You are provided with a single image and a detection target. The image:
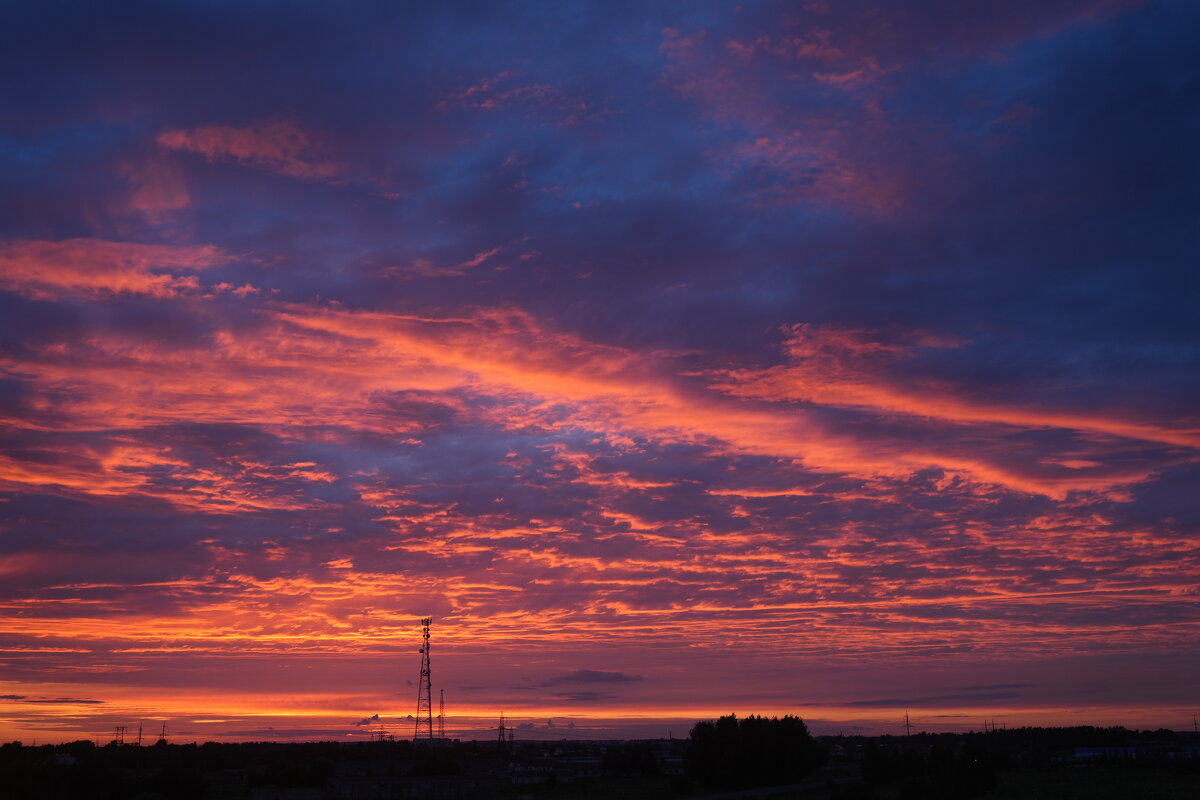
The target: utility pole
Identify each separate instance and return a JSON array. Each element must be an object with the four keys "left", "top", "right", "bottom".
[
  {"left": 904, "top": 711, "right": 913, "bottom": 737},
  {"left": 136, "top": 724, "right": 143, "bottom": 746},
  {"left": 414, "top": 617, "right": 433, "bottom": 742}
]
